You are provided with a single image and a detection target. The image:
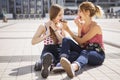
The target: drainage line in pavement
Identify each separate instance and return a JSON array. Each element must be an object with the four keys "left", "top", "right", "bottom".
[{"left": 0, "top": 23, "right": 16, "bottom": 29}]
